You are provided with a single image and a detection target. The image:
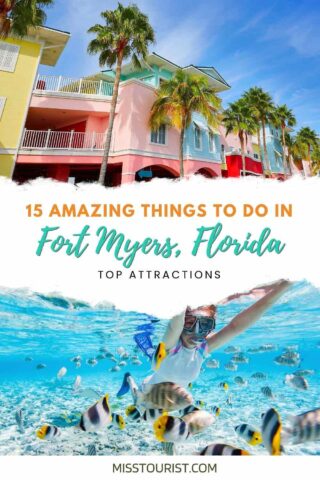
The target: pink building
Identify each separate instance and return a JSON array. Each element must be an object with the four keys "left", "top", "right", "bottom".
[{"left": 14, "top": 53, "right": 263, "bottom": 184}]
